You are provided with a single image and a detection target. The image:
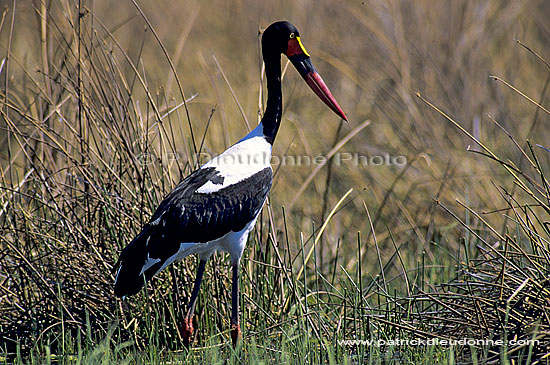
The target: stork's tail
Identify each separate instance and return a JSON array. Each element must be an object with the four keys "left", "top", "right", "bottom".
[{"left": 113, "top": 229, "right": 160, "bottom": 297}]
